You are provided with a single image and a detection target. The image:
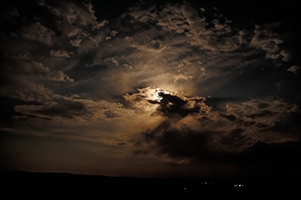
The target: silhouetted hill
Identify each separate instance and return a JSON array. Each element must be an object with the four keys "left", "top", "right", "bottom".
[{"left": 1, "top": 170, "right": 300, "bottom": 199}]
